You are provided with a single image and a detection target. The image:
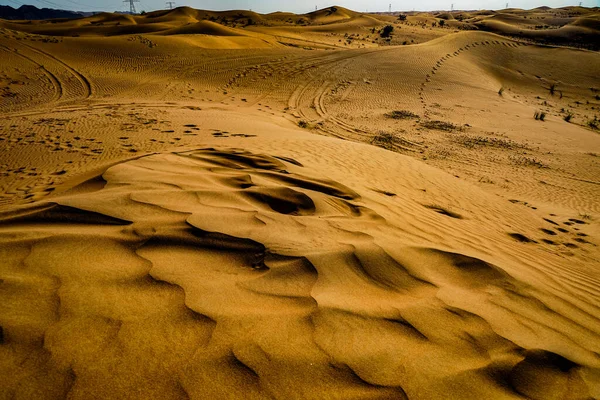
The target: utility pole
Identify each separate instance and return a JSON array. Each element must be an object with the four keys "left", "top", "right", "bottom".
[
  {"left": 166, "top": 1, "right": 175, "bottom": 9},
  {"left": 389, "top": 3, "right": 392, "bottom": 13},
  {"left": 124, "top": 0, "right": 139, "bottom": 14},
  {"left": 451, "top": 3, "right": 454, "bottom": 11},
  {"left": 505, "top": 2, "right": 508, "bottom": 8}
]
